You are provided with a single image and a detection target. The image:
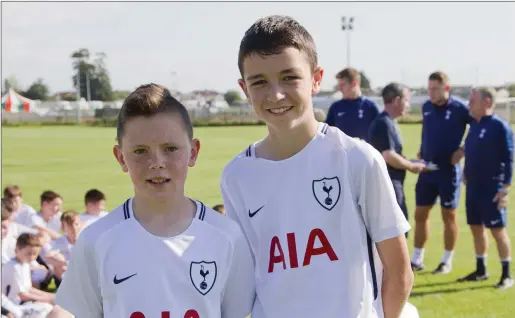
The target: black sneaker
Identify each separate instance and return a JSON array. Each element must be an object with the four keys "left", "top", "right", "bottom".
[
  {"left": 432, "top": 262, "right": 452, "bottom": 275},
  {"left": 411, "top": 262, "right": 425, "bottom": 272},
  {"left": 495, "top": 277, "right": 514, "bottom": 290},
  {"left": 457, "top": 271, "right": 489, "bottom": 282}
]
